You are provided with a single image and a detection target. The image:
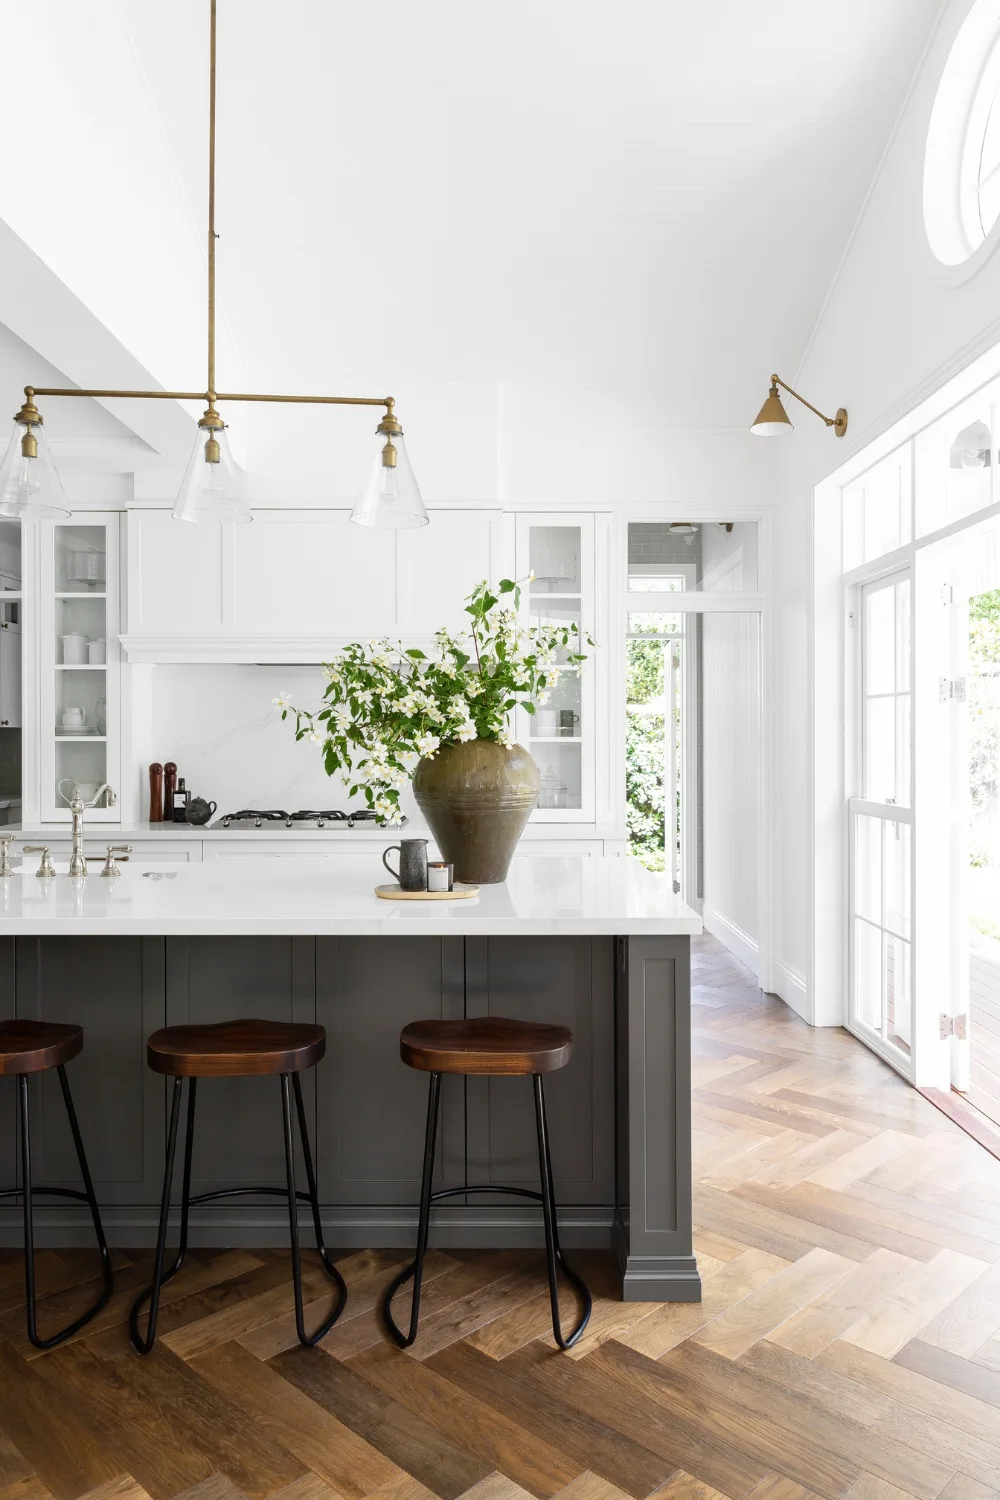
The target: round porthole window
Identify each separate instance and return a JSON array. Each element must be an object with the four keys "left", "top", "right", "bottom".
[{"left": 925, "top": 0, "right": 1000, "bottom": 271}]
